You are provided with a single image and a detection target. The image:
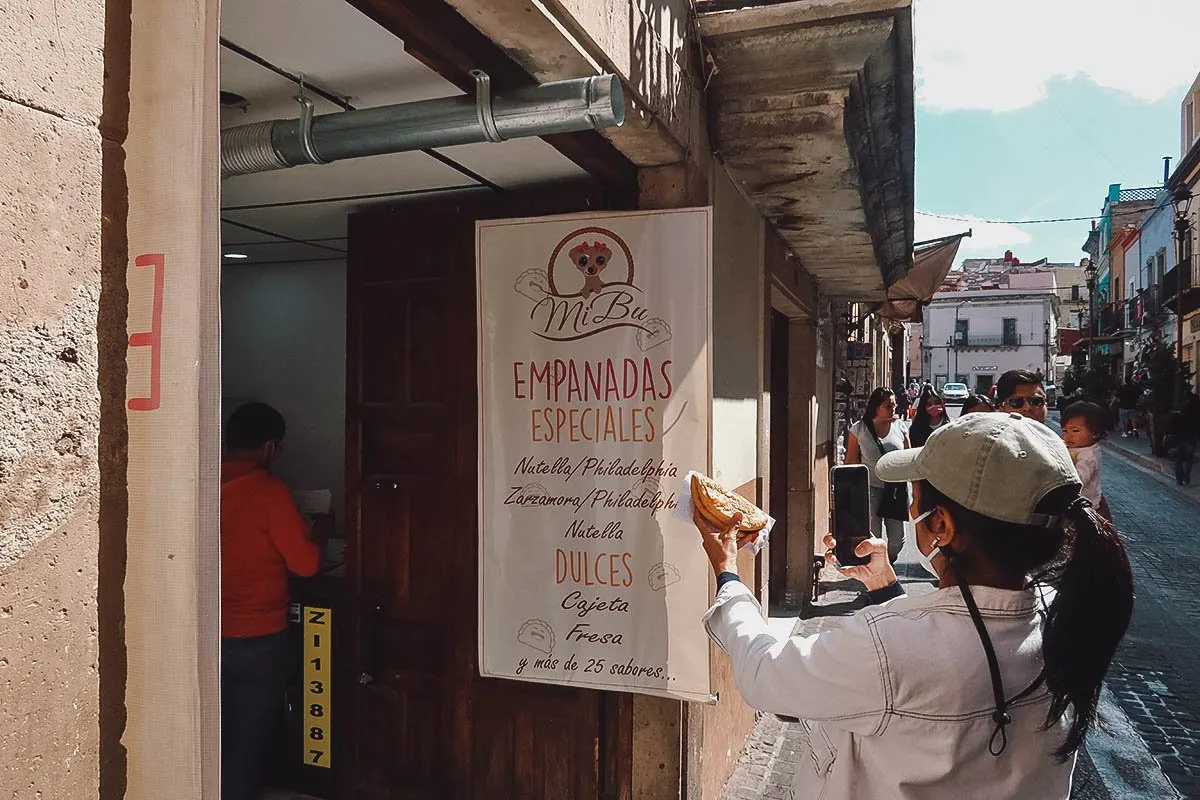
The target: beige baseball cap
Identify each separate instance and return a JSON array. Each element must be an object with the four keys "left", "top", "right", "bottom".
[{"left": 875, "top": 412, "right": 1081, "bottom": 526}]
